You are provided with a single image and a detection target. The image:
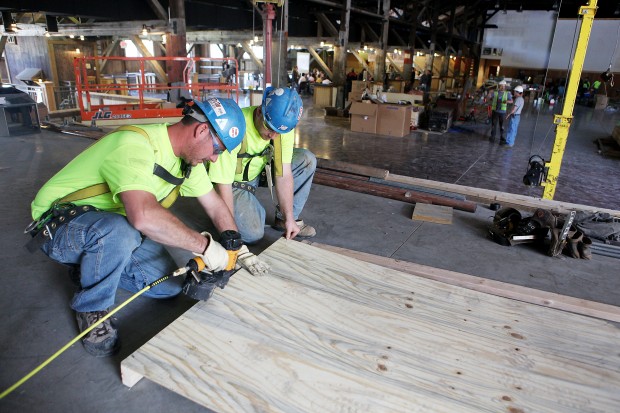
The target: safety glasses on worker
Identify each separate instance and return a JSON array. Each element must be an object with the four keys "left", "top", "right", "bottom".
[
  {"left": 206, "top": 121, "right": 224, "bottom": 155},
  {"left": 262, "top": 118, "right": 279, "bottom": 134}
]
